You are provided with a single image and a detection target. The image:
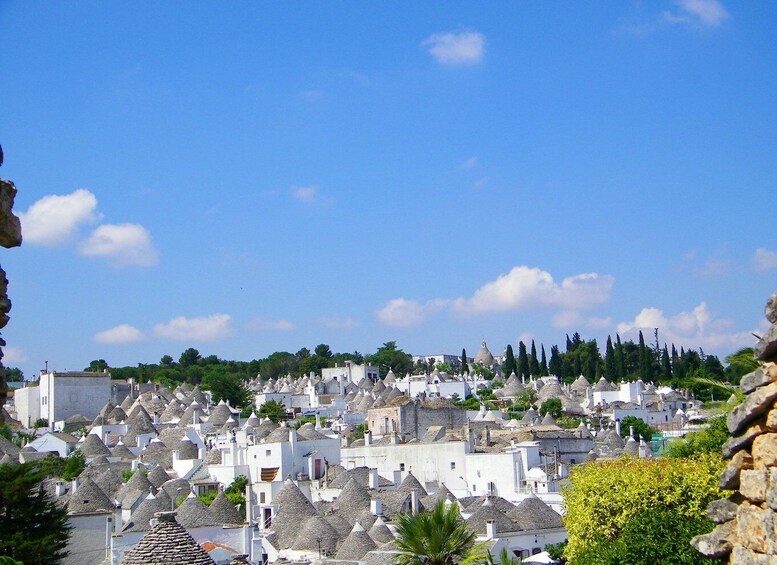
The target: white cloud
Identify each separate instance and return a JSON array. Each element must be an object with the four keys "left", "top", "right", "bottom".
[
  {"left": 754, "top": 248, "right": 777, "bottom": 271},
  {"left": 248, "top": 317, "right": 296, "bottom": 331},
  {"left": 376, "top": 298, "right": 447, "bottom": 327},
  {"left": 2, "top": 346, "right": 27, "bottom": 364},
  {"left": 154, "top": 314, "right": 233, "bottom": 341},
  {"left": 79, "top": 223, "right": 158, "bottom": 267},
  {"left": 377, "top": 266, "right": 613, "bottom": 327},
  {"left": 460, "top": 156, "right": 478, "bottom": 170},
  {"left": 452, "top": 267, "right": 614, "bottom": 315},
  {"left": 93, "top": 324, "right": 145, "bottom": 344},
  {"left": 319, "top": 315, "right": 359, "bottom": 330},
  {"left": 552, "top": 310, "right": 581, "bottom": 329},
  {"left": 586, "top": 316, "right": 613, "bottom": 329},
  {"left": 664, "top": 0, "right": 729, "bottom": 27},
  {"left": 19, "top": 189, "right": 101, "bottom": 245},
  {"left": 422, "top": 31, "right": 485, "bottom": 65},
  {"left": 617, "top": 302, "right": 756, "bottom": 352}
]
